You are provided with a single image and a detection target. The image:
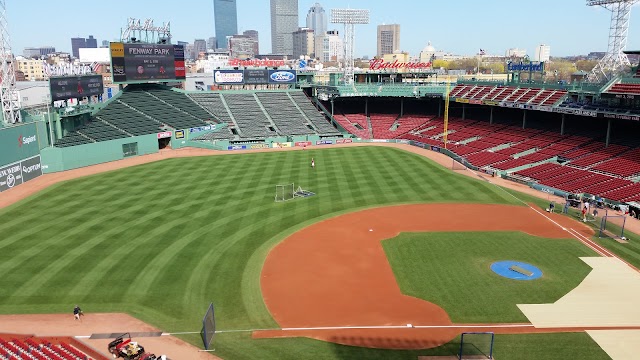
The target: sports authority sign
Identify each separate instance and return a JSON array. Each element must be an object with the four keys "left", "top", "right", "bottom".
[{"left": 0, "top": 155, "right": 42, "bottom": 193}]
